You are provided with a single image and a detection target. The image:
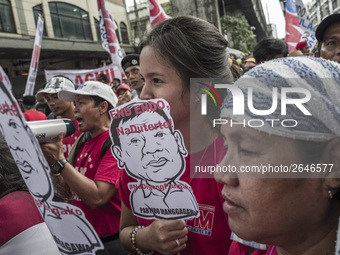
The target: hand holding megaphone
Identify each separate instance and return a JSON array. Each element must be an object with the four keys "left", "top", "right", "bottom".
[{"left": 27, "top": 119, "right": 76, "bottom": 143}]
